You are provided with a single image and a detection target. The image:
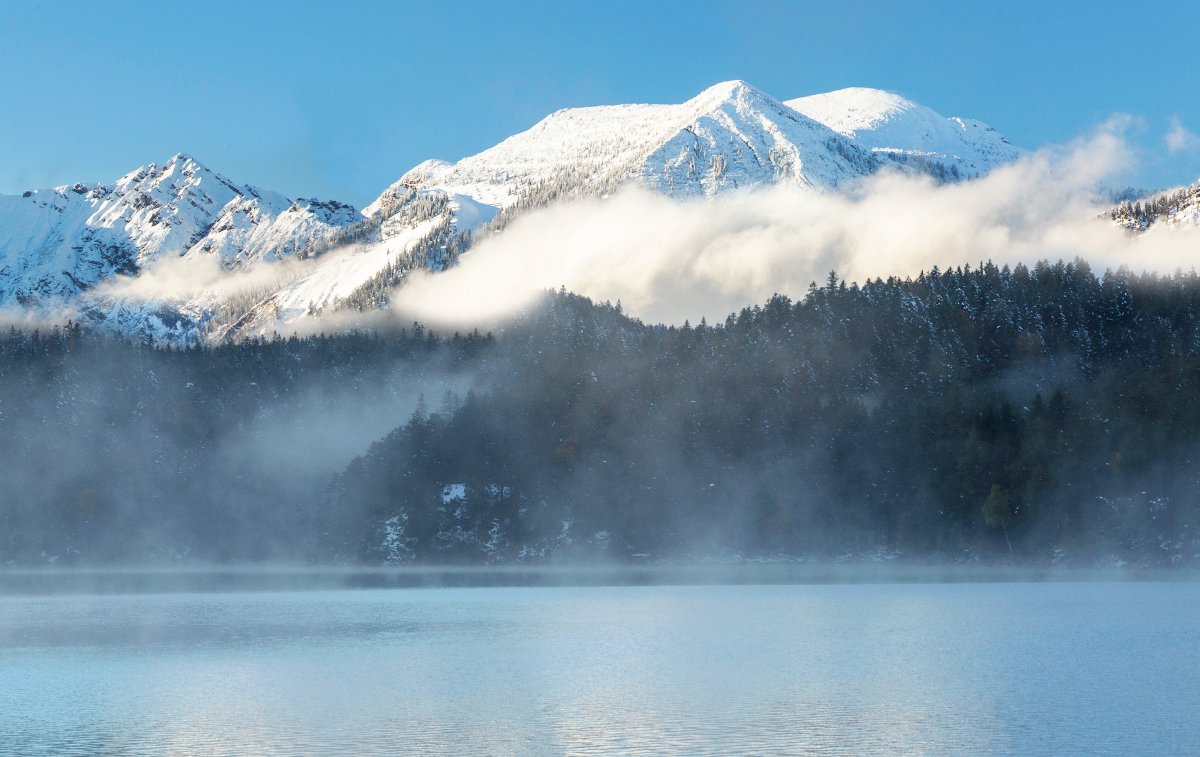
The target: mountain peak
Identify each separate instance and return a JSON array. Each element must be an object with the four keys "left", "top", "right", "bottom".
[
  {"left": 697, "top": 79, "right": 751, "bottom": 96},
  {"left": 381, "top": 79, "right": 1022, "bottom": 215},
  {"left": 786, "top": 87, "right": 1021, "bottom": 175},
  {"left": 160, "top": 152, "right": 218, "bottom": 178},
  {"left": 0, "top": 151, "right": 360, "bottom": 320},
  {"left": 0, "top": 82, "right": 1023, "bottom": 343},
  {"left": 690, "top": 79, "right": 772, "bottom": 107},
  {"left": 114, "top": 152, "right": 218, "bottom": 190},
  {"left": 786, "top": 88, "right": 920, "bottom": 135}
]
